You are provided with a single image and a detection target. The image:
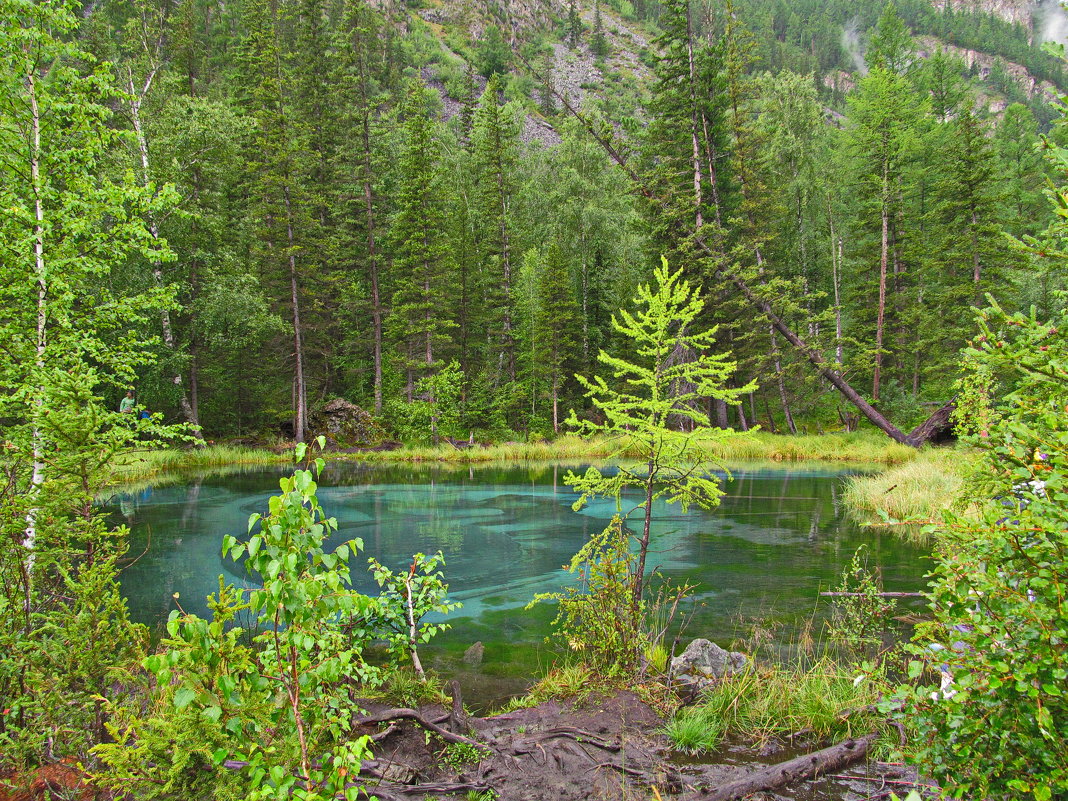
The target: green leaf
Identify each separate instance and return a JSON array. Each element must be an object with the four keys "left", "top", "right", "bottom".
[{"left": 173, "top": 688, "right": 196, "bottom": 709}]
